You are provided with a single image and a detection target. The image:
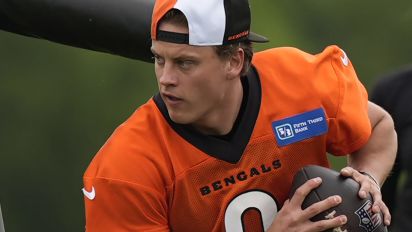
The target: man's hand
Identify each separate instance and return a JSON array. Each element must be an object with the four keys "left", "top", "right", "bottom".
[
  {"left": 268, "top": 177, "right": 347, "bottom": 232},
  {"left": 340, "top": 166, "right": 391, "bottom": 226}
]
